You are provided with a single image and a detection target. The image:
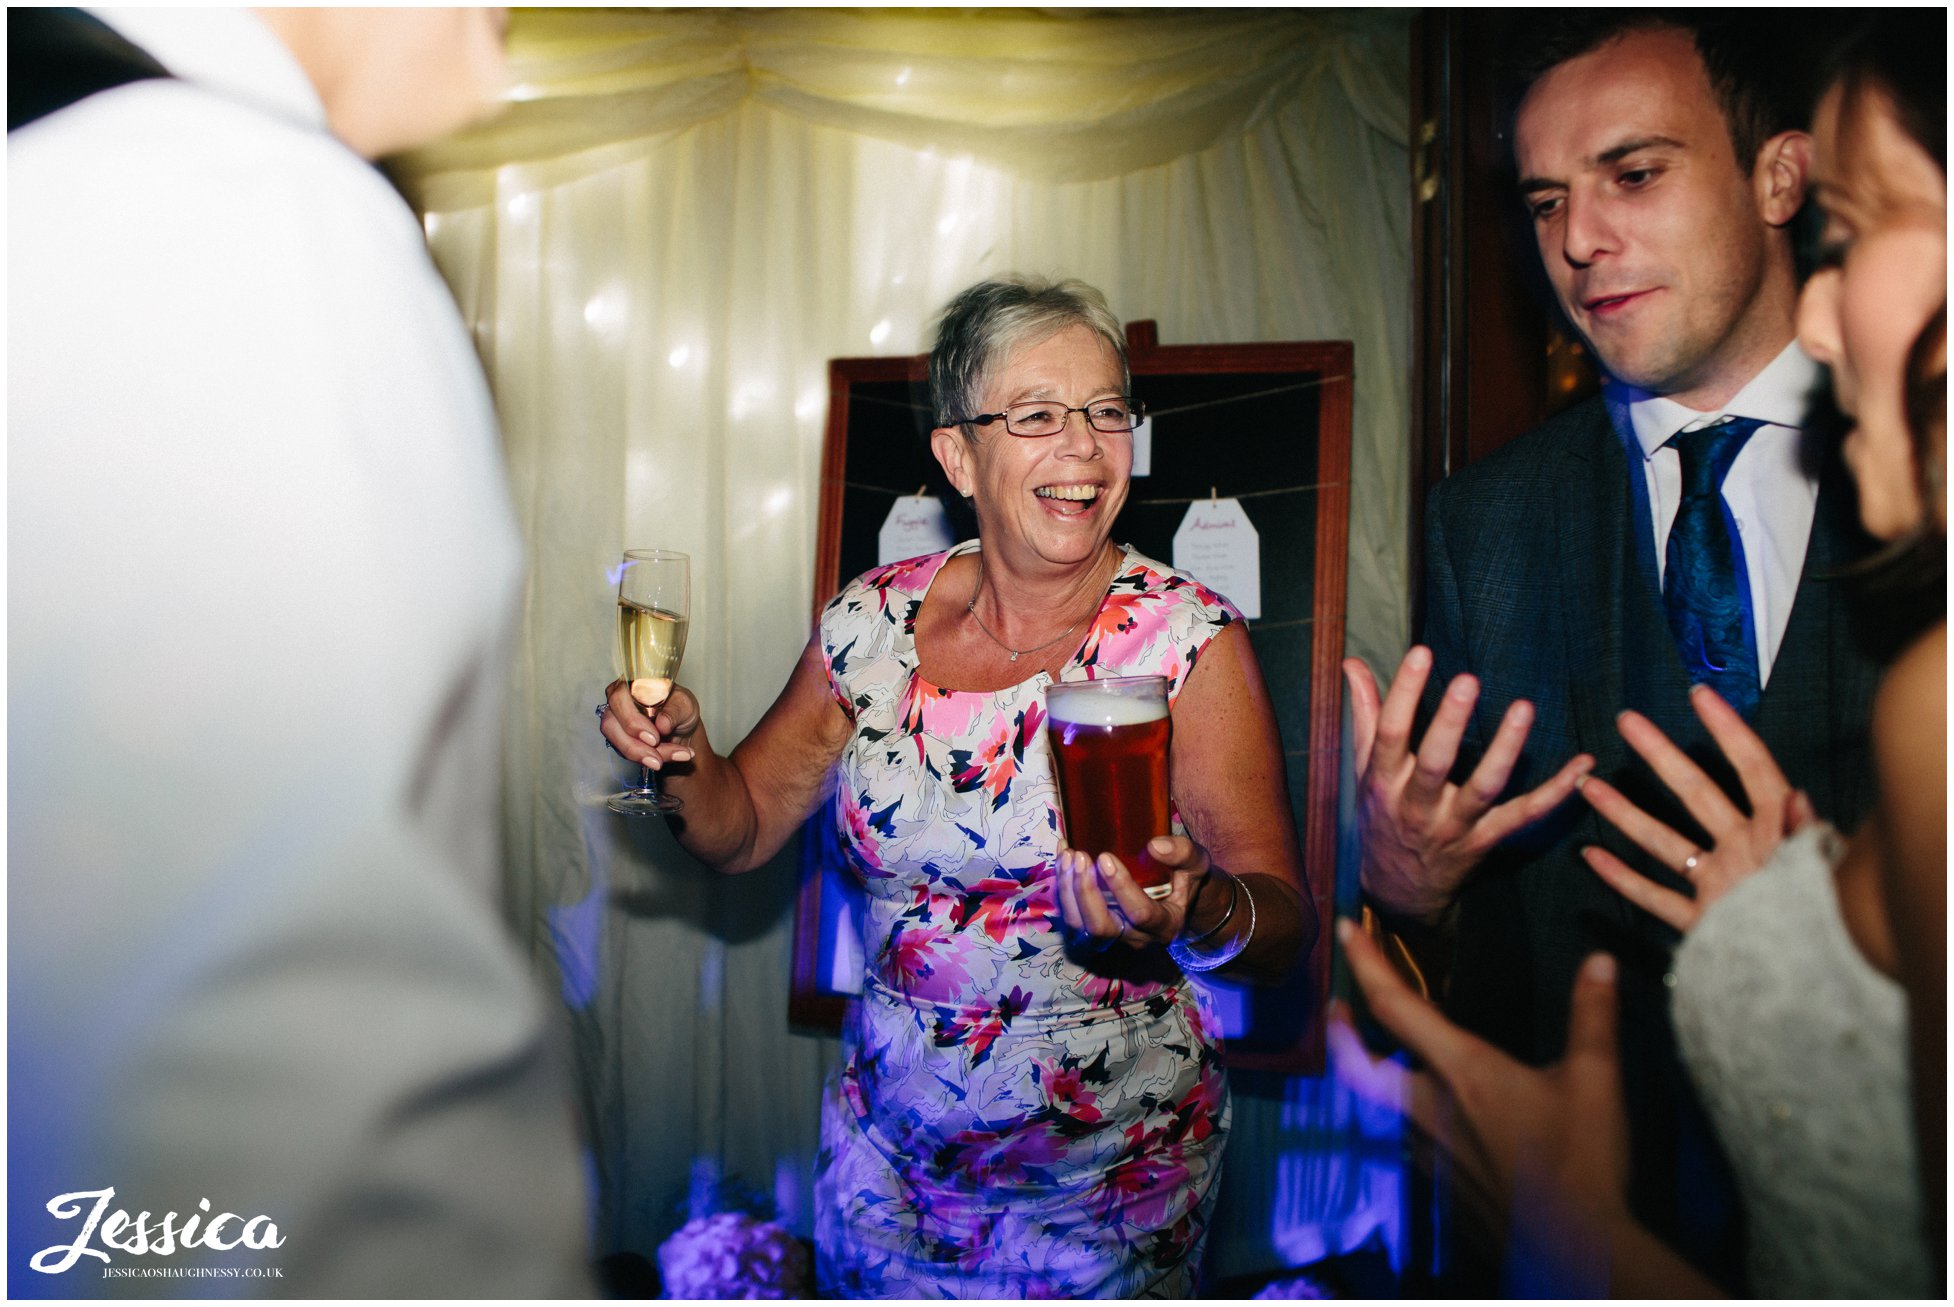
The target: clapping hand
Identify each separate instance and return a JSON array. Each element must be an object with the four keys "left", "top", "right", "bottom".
[
  {"left": 1055, "top": 836, "right": 1210, "bottom": 951},
  {"left": 1578, "top": 684, "right": 1815, "bottom": 933},
  {"left": 1345, "top": 648, "right": 1593, "bottom": 925},
  {"left": 1329, "top": 920, "right": 1630, "bottom": 1291}
]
